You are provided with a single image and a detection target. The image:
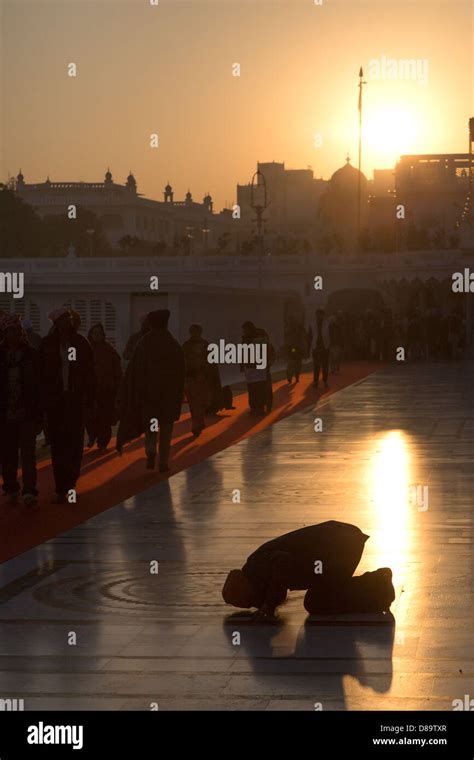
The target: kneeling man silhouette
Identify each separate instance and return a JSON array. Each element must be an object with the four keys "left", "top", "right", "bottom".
[{"left": 222, "top": 521, "right": 395, "bottom": 621}]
